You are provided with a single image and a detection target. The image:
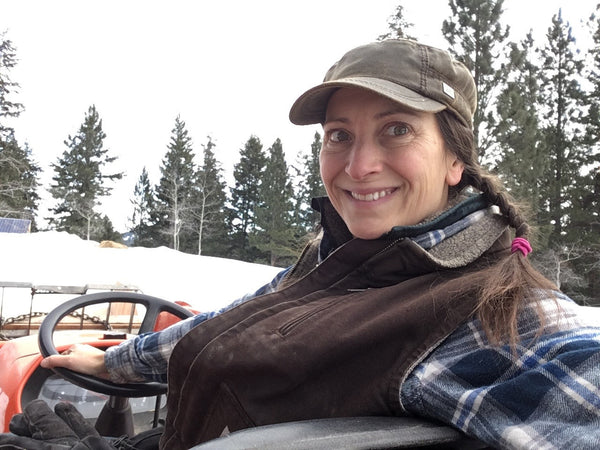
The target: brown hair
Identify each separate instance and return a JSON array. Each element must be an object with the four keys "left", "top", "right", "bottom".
[{"left": 436, "top": 110, "right": 557, "bottom": 346}]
